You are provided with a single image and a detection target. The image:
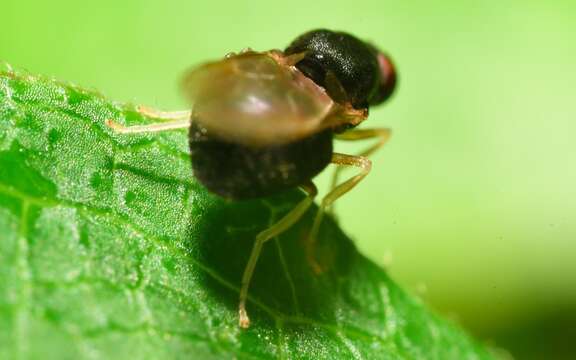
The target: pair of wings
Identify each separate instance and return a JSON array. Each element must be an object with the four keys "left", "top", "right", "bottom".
[{"left": 180, "top": 51, "right": 366, "bottom": 147}]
